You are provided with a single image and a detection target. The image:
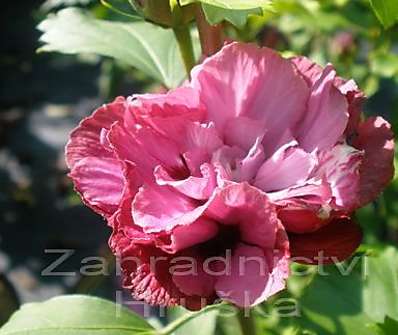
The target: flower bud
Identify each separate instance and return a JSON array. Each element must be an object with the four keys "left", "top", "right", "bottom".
[{"left": 131, "top": 0, "right": 195, "bottom": 27}]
